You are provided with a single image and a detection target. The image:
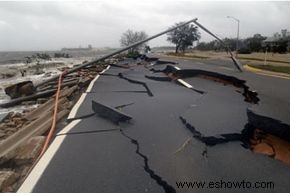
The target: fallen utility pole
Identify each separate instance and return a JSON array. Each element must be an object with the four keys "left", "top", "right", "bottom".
[
  {"left": 192, "top": 20, "right": 243, "bottom": 72},
  {"left": 36, "top": 18, "right": 199, "bottom": 88}
]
